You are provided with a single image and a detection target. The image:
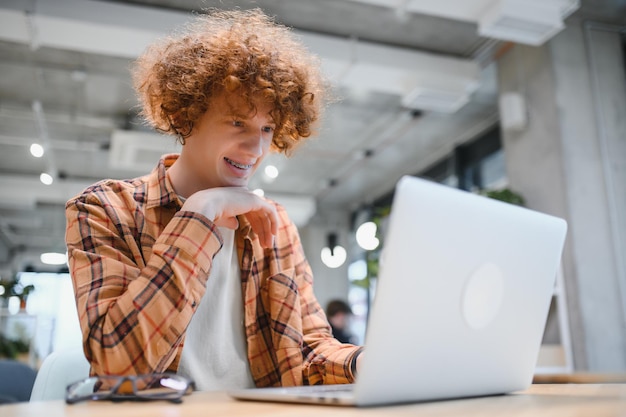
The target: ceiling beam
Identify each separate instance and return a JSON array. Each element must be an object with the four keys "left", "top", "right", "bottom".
[
  {"left": 0, "top": 0, "right": 481, "bottom": 113},
  {"left": 344, "top": 0, "right": 580, "bottom": 45}
]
